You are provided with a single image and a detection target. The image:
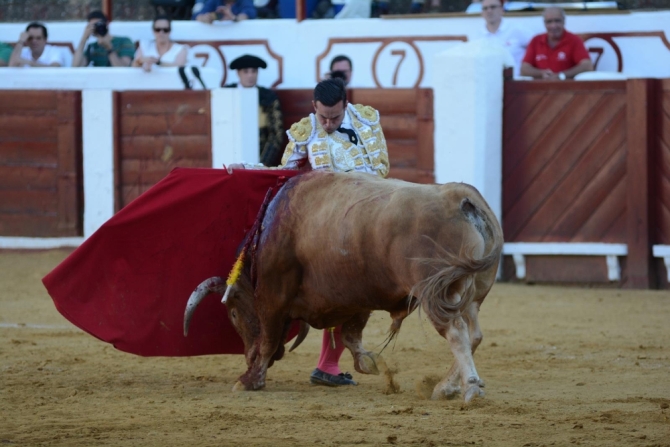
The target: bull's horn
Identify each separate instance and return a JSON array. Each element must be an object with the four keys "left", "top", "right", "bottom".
[
  {"left": 183, "top": 276, "right": 226, "bottom": 337},
  {"left": 288, "top": 321, "right": 310, "bottom": 352}
]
